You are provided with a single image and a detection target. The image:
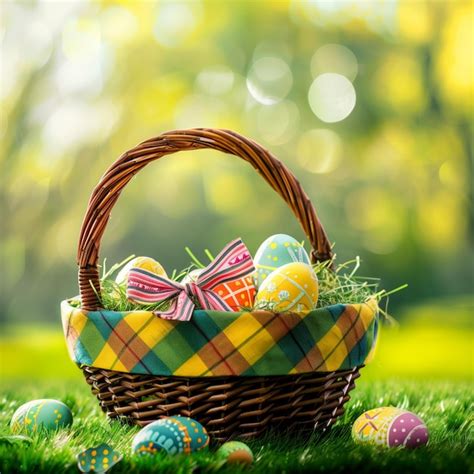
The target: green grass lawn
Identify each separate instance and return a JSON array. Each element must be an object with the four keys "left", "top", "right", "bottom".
[
  {"left": 0, "top": 379, "right": 472, "bottom": 474},
  {"left": 1, "top": 296, "right": 473, "bottom": 473}
]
